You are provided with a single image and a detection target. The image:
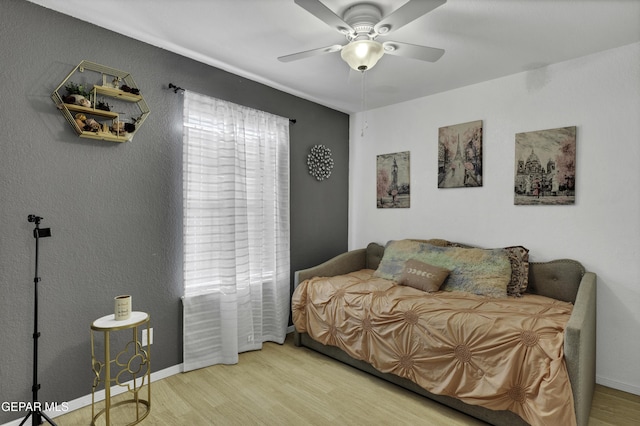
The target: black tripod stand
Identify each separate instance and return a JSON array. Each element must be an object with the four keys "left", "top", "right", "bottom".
[{"left": 20, "top": 215, "right": 57, "bottom": 426}]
